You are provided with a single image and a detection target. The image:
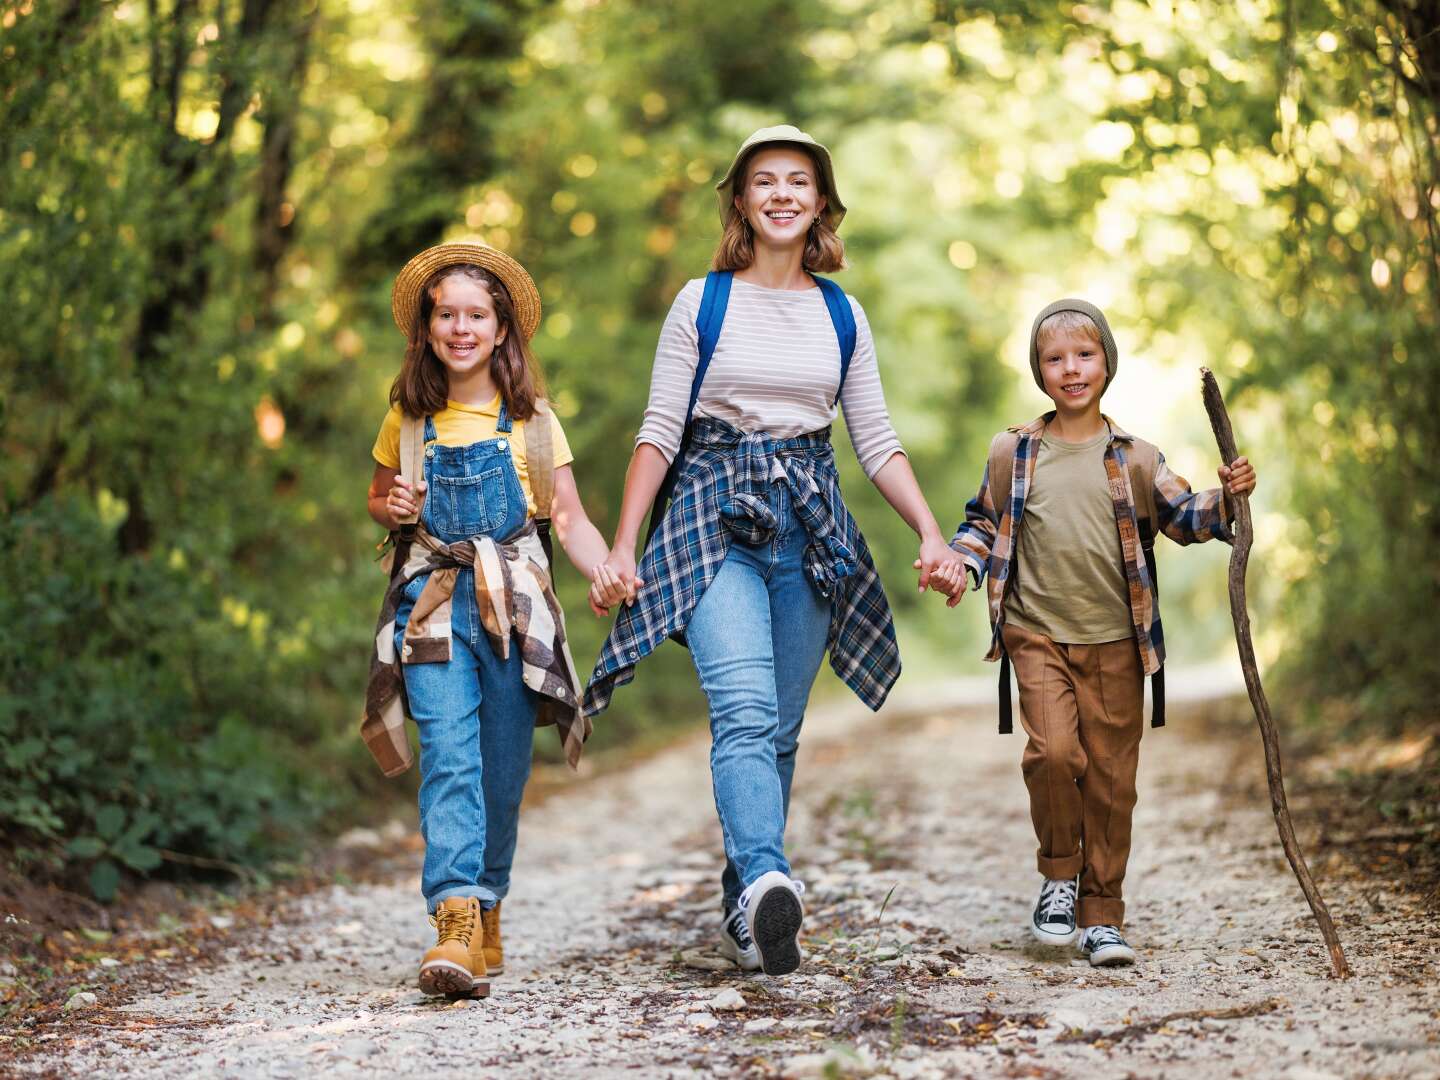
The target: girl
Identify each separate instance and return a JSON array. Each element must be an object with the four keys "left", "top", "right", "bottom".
[
  {"left": 363, "top": 241, "right": 626, "bottom": 998},
  {"left": 583, "top": 126, "right": 964, "bottom": 976}
]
